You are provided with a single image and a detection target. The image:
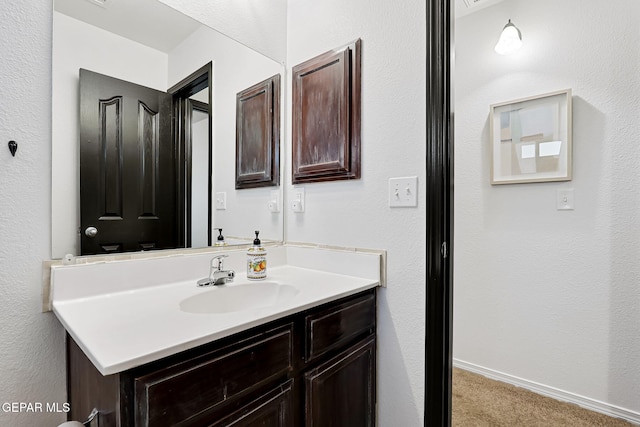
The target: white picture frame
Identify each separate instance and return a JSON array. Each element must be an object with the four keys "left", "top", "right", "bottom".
[{"left": 490, "top": 89, "right": 572, "bottom": 185}]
